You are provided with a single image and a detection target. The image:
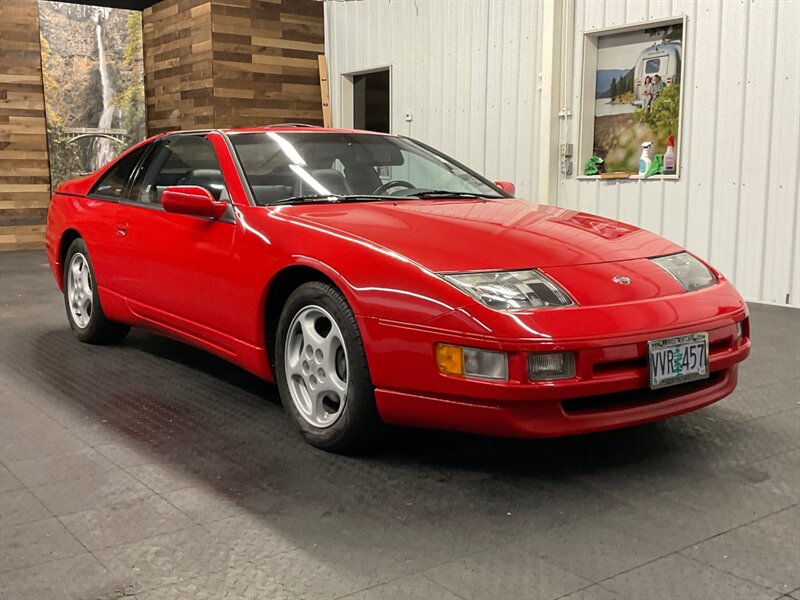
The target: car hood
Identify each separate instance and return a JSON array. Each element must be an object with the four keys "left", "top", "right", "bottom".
[{"left": 279, "top": 198, "right": 682, "bottom": 272}]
